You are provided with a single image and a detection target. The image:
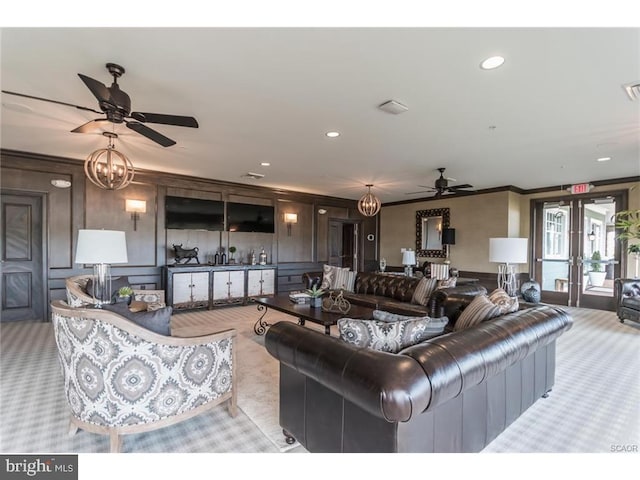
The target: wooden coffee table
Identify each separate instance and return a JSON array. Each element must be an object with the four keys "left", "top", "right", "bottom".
[{"left": 252, "top": 295, "right": 374, "bottom": 335}]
